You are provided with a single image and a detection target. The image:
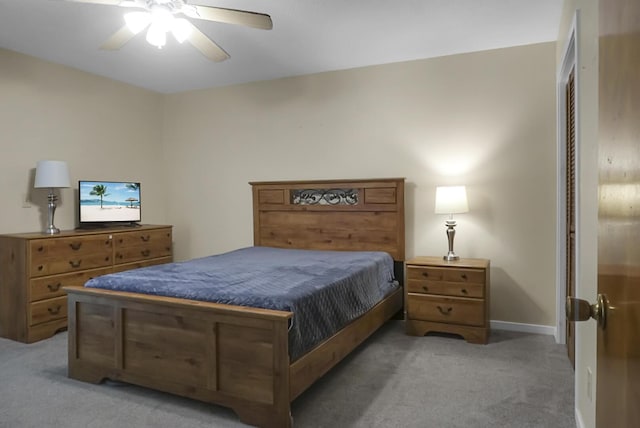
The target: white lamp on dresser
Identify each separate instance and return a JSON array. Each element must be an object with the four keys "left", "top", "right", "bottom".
[{"left": 34, "top": 160, "right": 70, "bottom": 234}]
